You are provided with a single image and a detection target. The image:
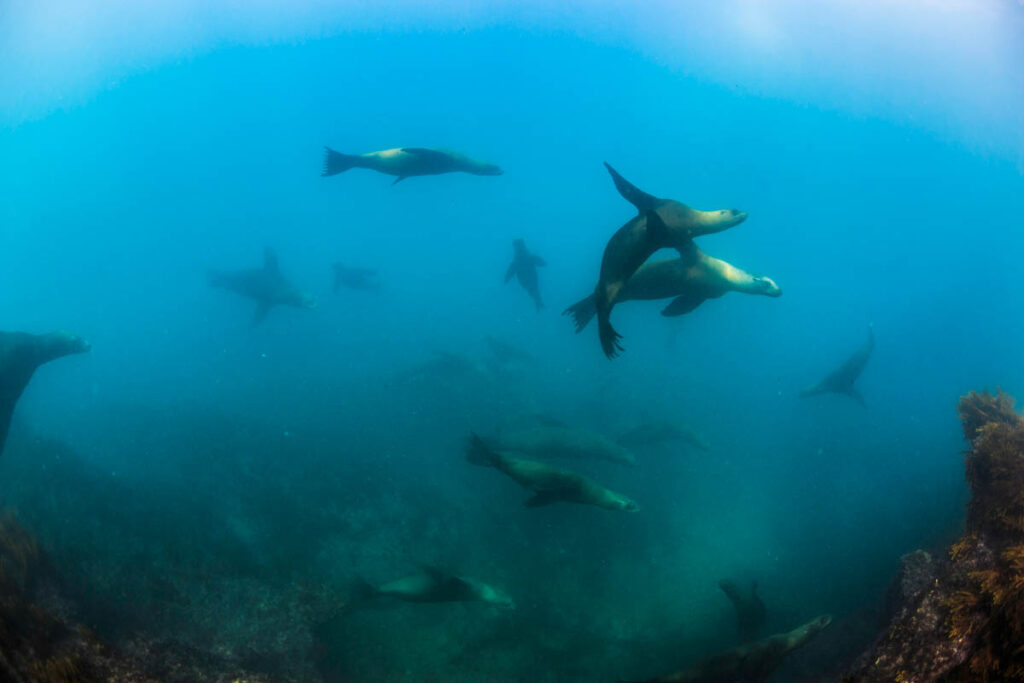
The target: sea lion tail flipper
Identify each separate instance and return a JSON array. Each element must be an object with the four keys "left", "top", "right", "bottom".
[
  {"left": 392, "top": 176, "right": 407, "bottom": 186},
  {"left": 603, "top": 162, "right": 659, "bottom": 213},
  {"left": 846, "top": 386, "right": 867, "bottom": 407},
  {"left": 563, "top": 295, "right": 598, "bottom": 333},
  {"left": 661, "top": 293, "right": 707, "bottom": 317},
  {"left": 465, "top": 433, "right": 499, "bottom": 468},
  {"left": 322, "top": 147, "right": 359, "bottom": 177},
  {"left": 524, "top": 491, "right": 560, "bottom": 508}
]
